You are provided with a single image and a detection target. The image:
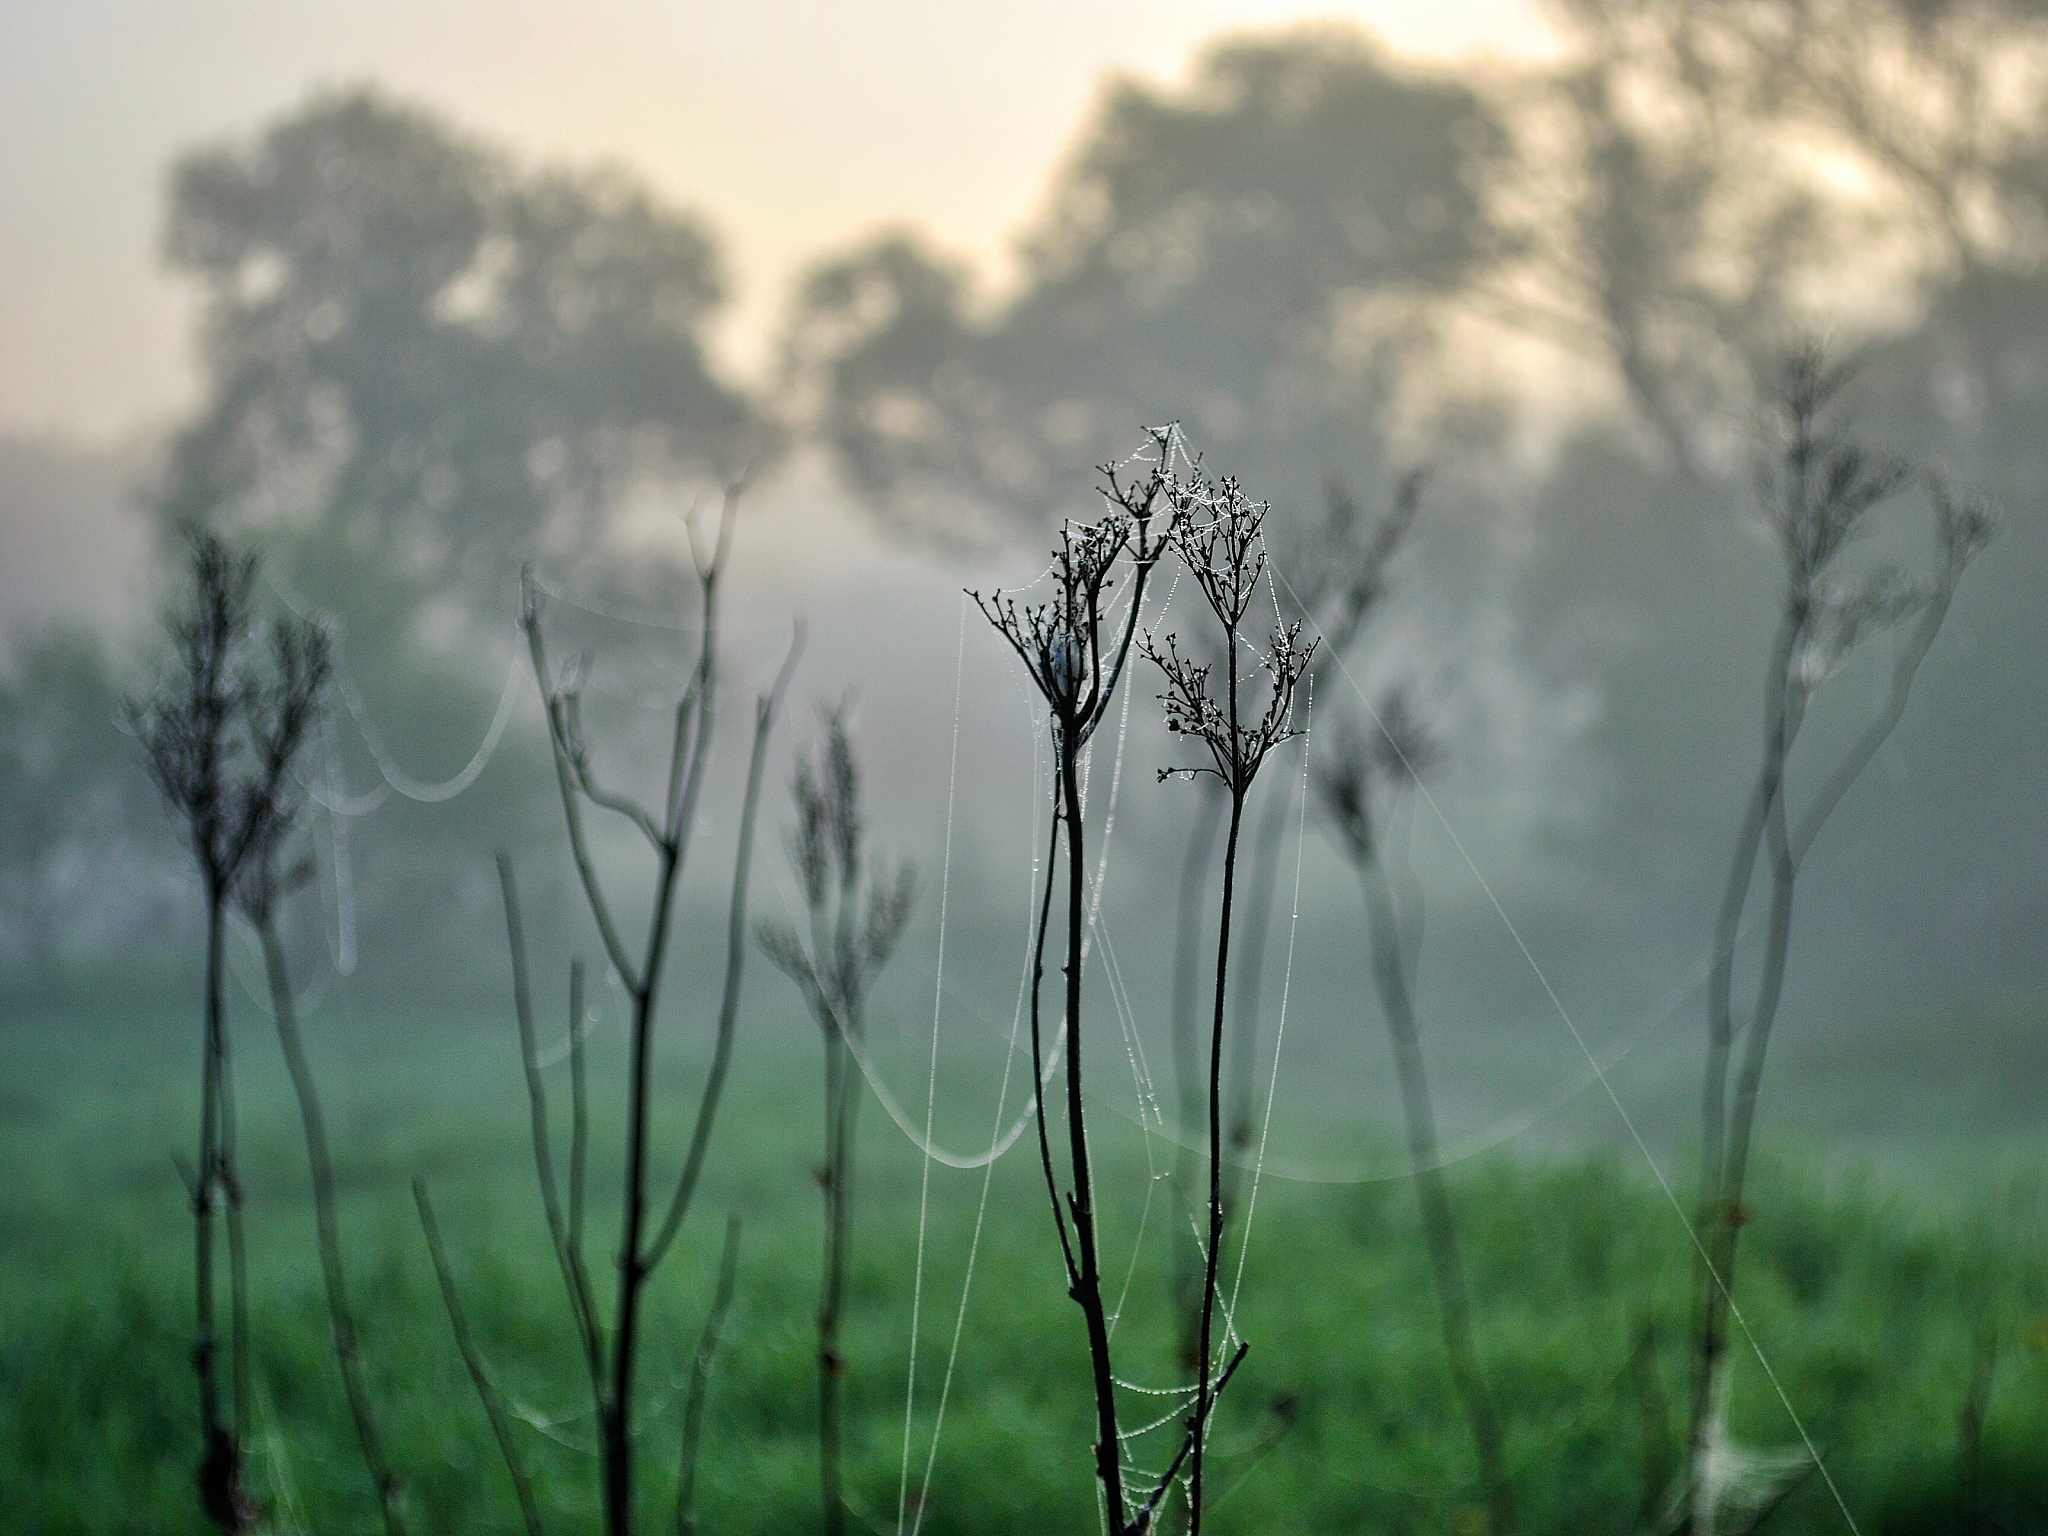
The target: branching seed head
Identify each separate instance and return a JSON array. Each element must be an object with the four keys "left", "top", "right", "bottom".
[
  {"left": 128, "top": 528, "right": 333, "bottom": 909},
  {"left": 1756, "top": 341, "right": 1911, "bottom": 606},
  {"left": 1144, "top": 465, "right": 1317, "bottom": 794},
  {"left": 972, "top": 427, "right": 1185, "bottom": 750},
  {"left": 759, "top": 706, "right": 915, "bottom": 1031},
  {"left": 1314, "top": 687, "right": 1439, "bottom": 867}
]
